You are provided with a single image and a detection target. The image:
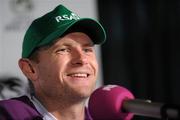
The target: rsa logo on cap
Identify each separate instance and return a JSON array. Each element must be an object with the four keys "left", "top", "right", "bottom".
[{"left": 55, "top": 13, "right": 80, "bottom": 22}]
